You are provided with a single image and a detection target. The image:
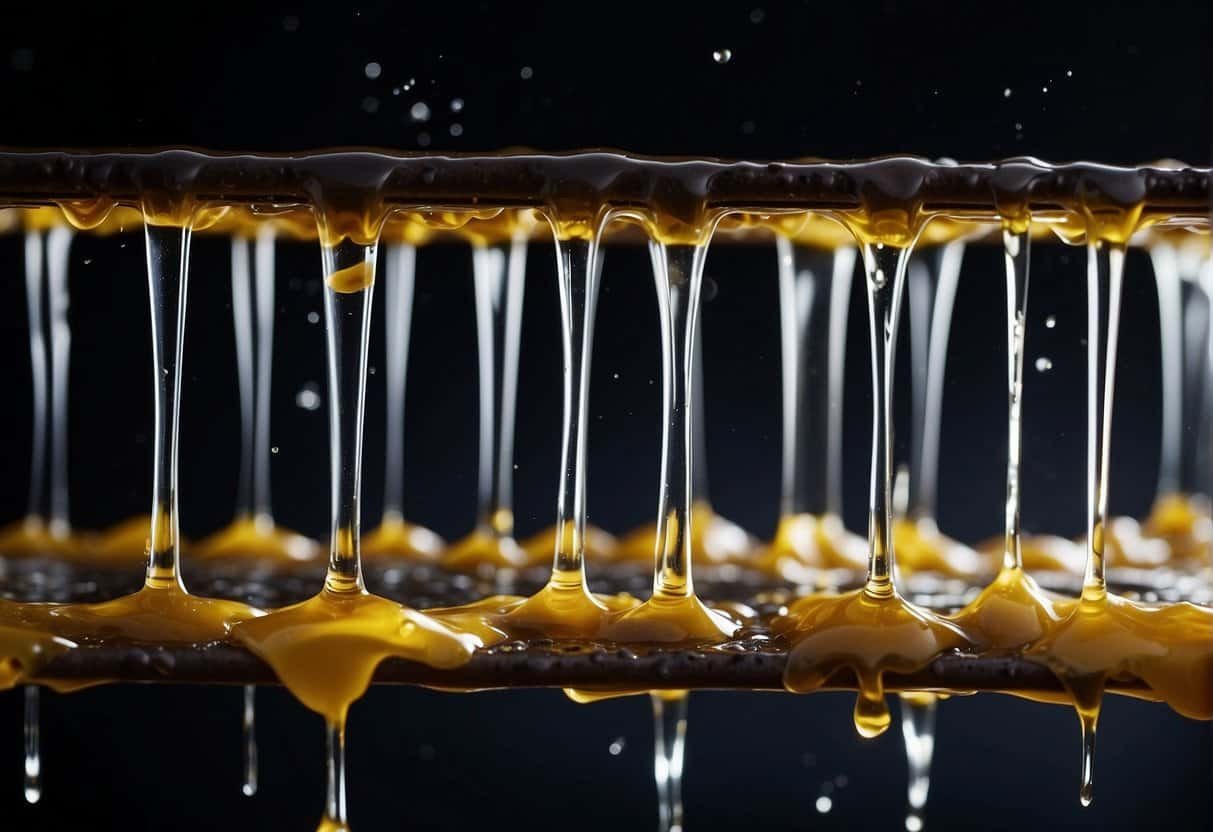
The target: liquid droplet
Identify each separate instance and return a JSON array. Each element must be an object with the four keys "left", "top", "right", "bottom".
[
  {"left": 712, "top": 48, "right": 732, "bottom": 64},
  {"left": 815, "top": 795, "right": 832, "bottom": 814},
  {"left": 270, "top": 446, "right": 280, "bottom": 455},
  {"left": 307, "top": 311, "right": 320, "bottom": 324},
  {"left": 853, "top": 686, "right": 891, "bottom": 738},
  {"left": 450, "top": 98, "right": 464, "bottom": 112},
  {"left": 296, "top": 383, "right": 322, "bottom": 411},
  {"left": 1003, "top": 87, "right": 1012, "bottom": 98},
  {"left": 1045, "top": 315, "right": 1057, "bottom": 328},
  {"left": 409, "top": 101, "right": 431, "bottom": 122},
  {"left": 1035, "top": 357, "right": 1053, "bottom": 372},
  {"left": 519, "top": 66, "right": 533, "bottom": 80},
  {"left": 364, "top": 62, "right": 381, "bottom": 79},
  {"left": 608, "top": 737, "right": 625, "bottom": 756}
]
